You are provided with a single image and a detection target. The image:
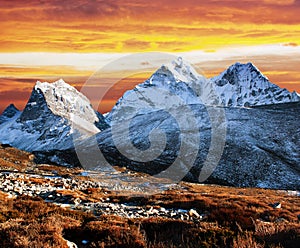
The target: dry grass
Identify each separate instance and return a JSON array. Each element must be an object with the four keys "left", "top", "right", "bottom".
[
  {"left": 0, "top": 192, "right": 298, "bottom": 248},
  {"left": 0, "top": 144, "right": 34, "bottom": 171},
  {"left": 0, "top": 196, "right": 86, "bottom": 247},
  {"left": 0, "top": 144, "right": 299, "bottom": 247}
]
